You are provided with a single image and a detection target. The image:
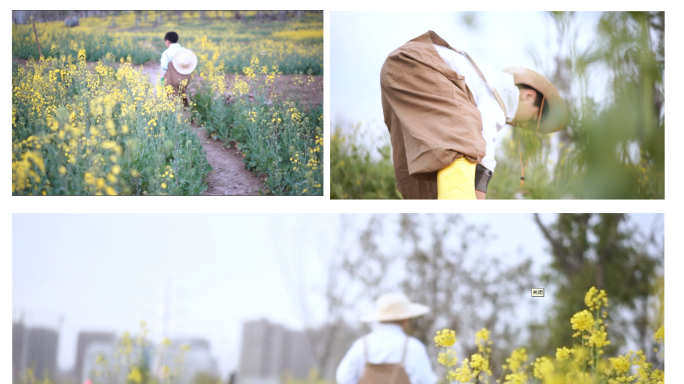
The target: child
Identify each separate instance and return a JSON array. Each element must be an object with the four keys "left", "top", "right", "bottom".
[{"left": 160, "top": 31, "right": 197, "bottom": 107}]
